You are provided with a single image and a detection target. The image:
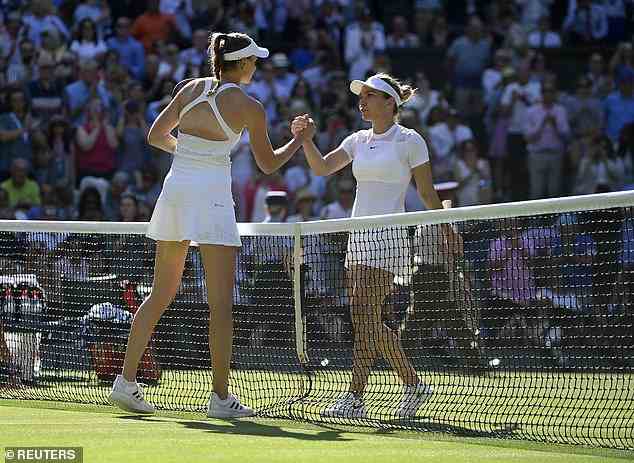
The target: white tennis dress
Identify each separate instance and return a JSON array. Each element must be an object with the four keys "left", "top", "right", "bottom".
[
  {"left": 339, "top": 124, "right": 429, "bottom": 275},
  {"left": 146, "top": 80, "right": 243, "bottom": 247}
]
